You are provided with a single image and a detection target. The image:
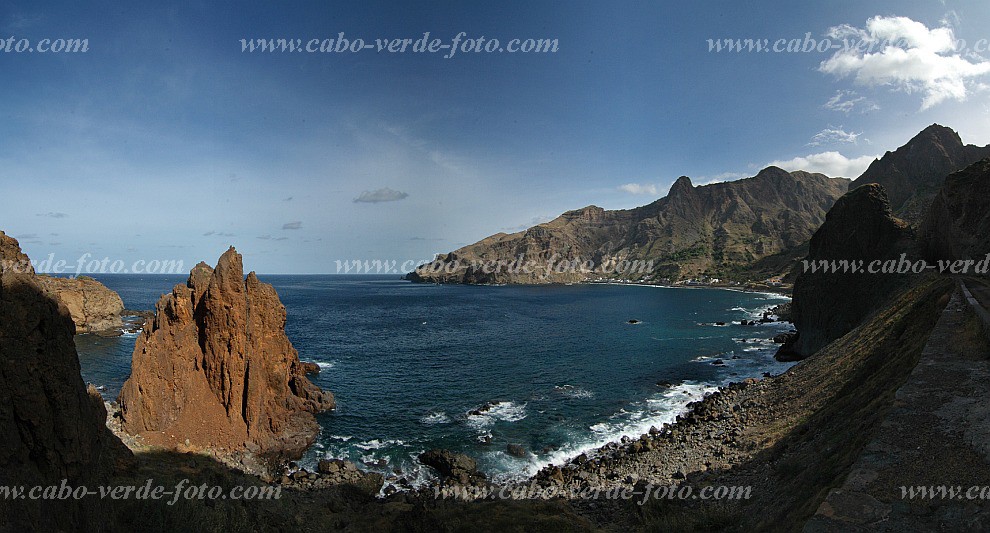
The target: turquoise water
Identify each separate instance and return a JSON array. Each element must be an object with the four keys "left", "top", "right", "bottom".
[{"left": 75, "top": 275, "right": 792, "bottom": 484}]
